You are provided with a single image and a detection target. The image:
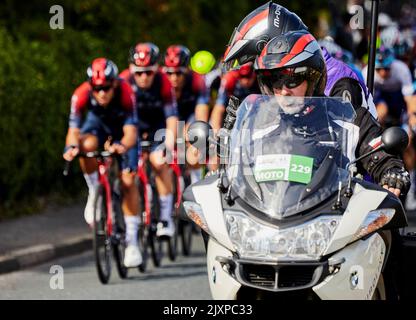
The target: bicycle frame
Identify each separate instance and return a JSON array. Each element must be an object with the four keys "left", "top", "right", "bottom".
[
  {"left": 97, "top": 156, "right": 115, "bottom": 236},
  {"left": 169, "top": 150, "right": 183, "bottom": 210},
  {"left": 137, "top": 157, "right": 152, "bottom": 226},
  {"left": 137, "top": 148, "right": 183, "bottom": 223}
]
